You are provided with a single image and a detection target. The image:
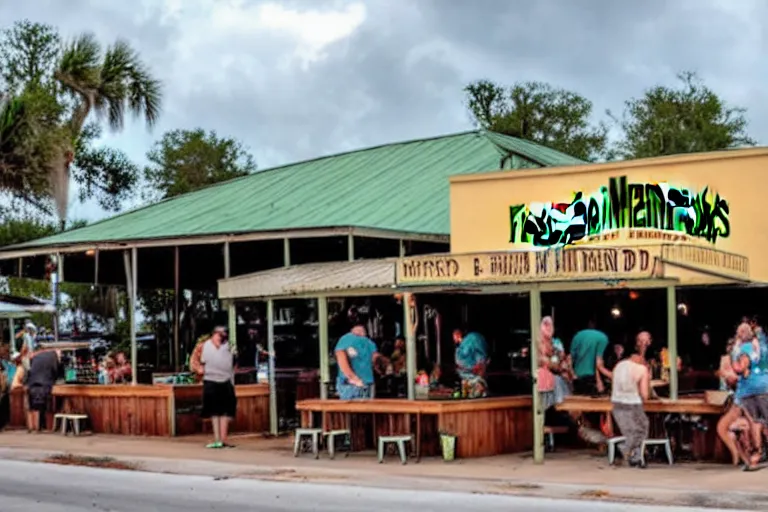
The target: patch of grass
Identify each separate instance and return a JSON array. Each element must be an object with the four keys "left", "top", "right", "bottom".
[{"left": 42, "top": 454, "right": 137, "bottom": 471}]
